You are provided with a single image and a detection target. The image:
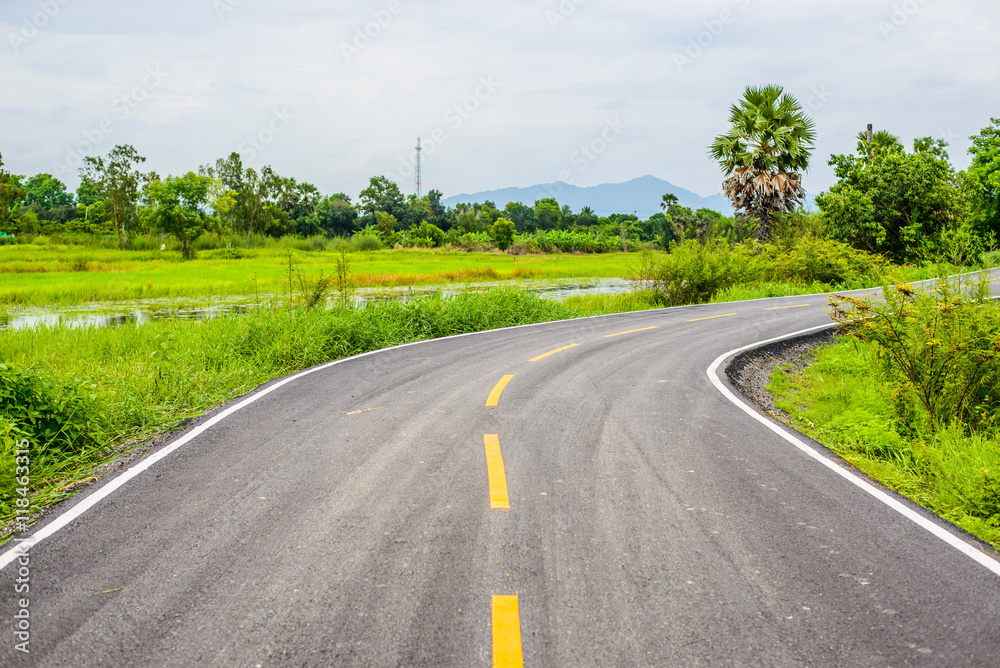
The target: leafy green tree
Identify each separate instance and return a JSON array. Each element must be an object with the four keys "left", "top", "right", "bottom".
[
  {"left": 148, "top": 172, "right": 213, "bottom": 258},
  {"left": 966, "top": 118, "right": 1000, "bottom": 239},
  {"left": 359, "top": 176, "right": 406, "bottom": 224},
  {"left": 316, "top": 193, "right": 359, "bottom": 237},
  {"left": 201, "top": 153, "right": 274, "bottom": 238},
  {"left": 576, "top": 206, "right": 599, "bottom": 228},
  {"left": 427, "top": 189, "right": 447, "bottom": 221},
  {"left": 816, "top": 131, "right": 963, "bottom": 261},
  {"left": 79, "top": 144, "right": 150, "bottom": 249},
  {"left": 374, "top": 211, "right": 398, "bottom": 240},
  {"left": 503, "top": 201, "right": 535, "bottom": 232},
  {"left": 488, "top": 217, "right": 516, "bottom": 251},
  {"left": 0, "top": 152, "right": 26, "bottom": 234},
  {"left": 412, "top": 221, "right": 445, "bottom": 247},
  {"left": 400, "top": 194, "right": 433, "bottom": 229},
  {"left": 709, "top": 84, "right": 816, "bottom": 241},
  {"left": 534, "top": 198, "right": 562, "bottom": 230},
  {"left": 453, "top": 206, "right": 485, "bottom": 233},
  {"left": 22, "top": 174, "right": 73, "bottom": 210}
]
